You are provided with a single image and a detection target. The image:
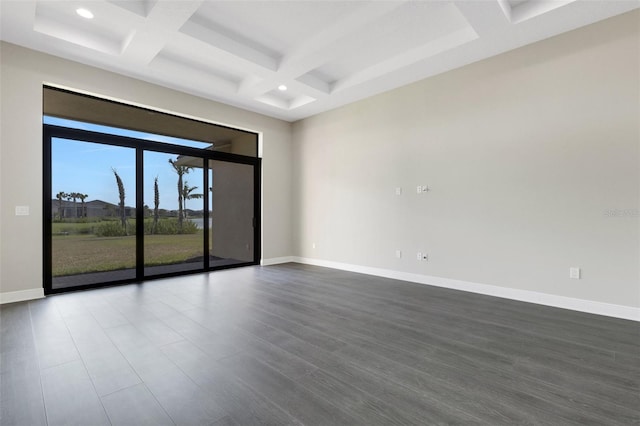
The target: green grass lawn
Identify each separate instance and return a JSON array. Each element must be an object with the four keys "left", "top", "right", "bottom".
[{"left": 52, "top": 232, "right": 204, "bottom": 276}]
